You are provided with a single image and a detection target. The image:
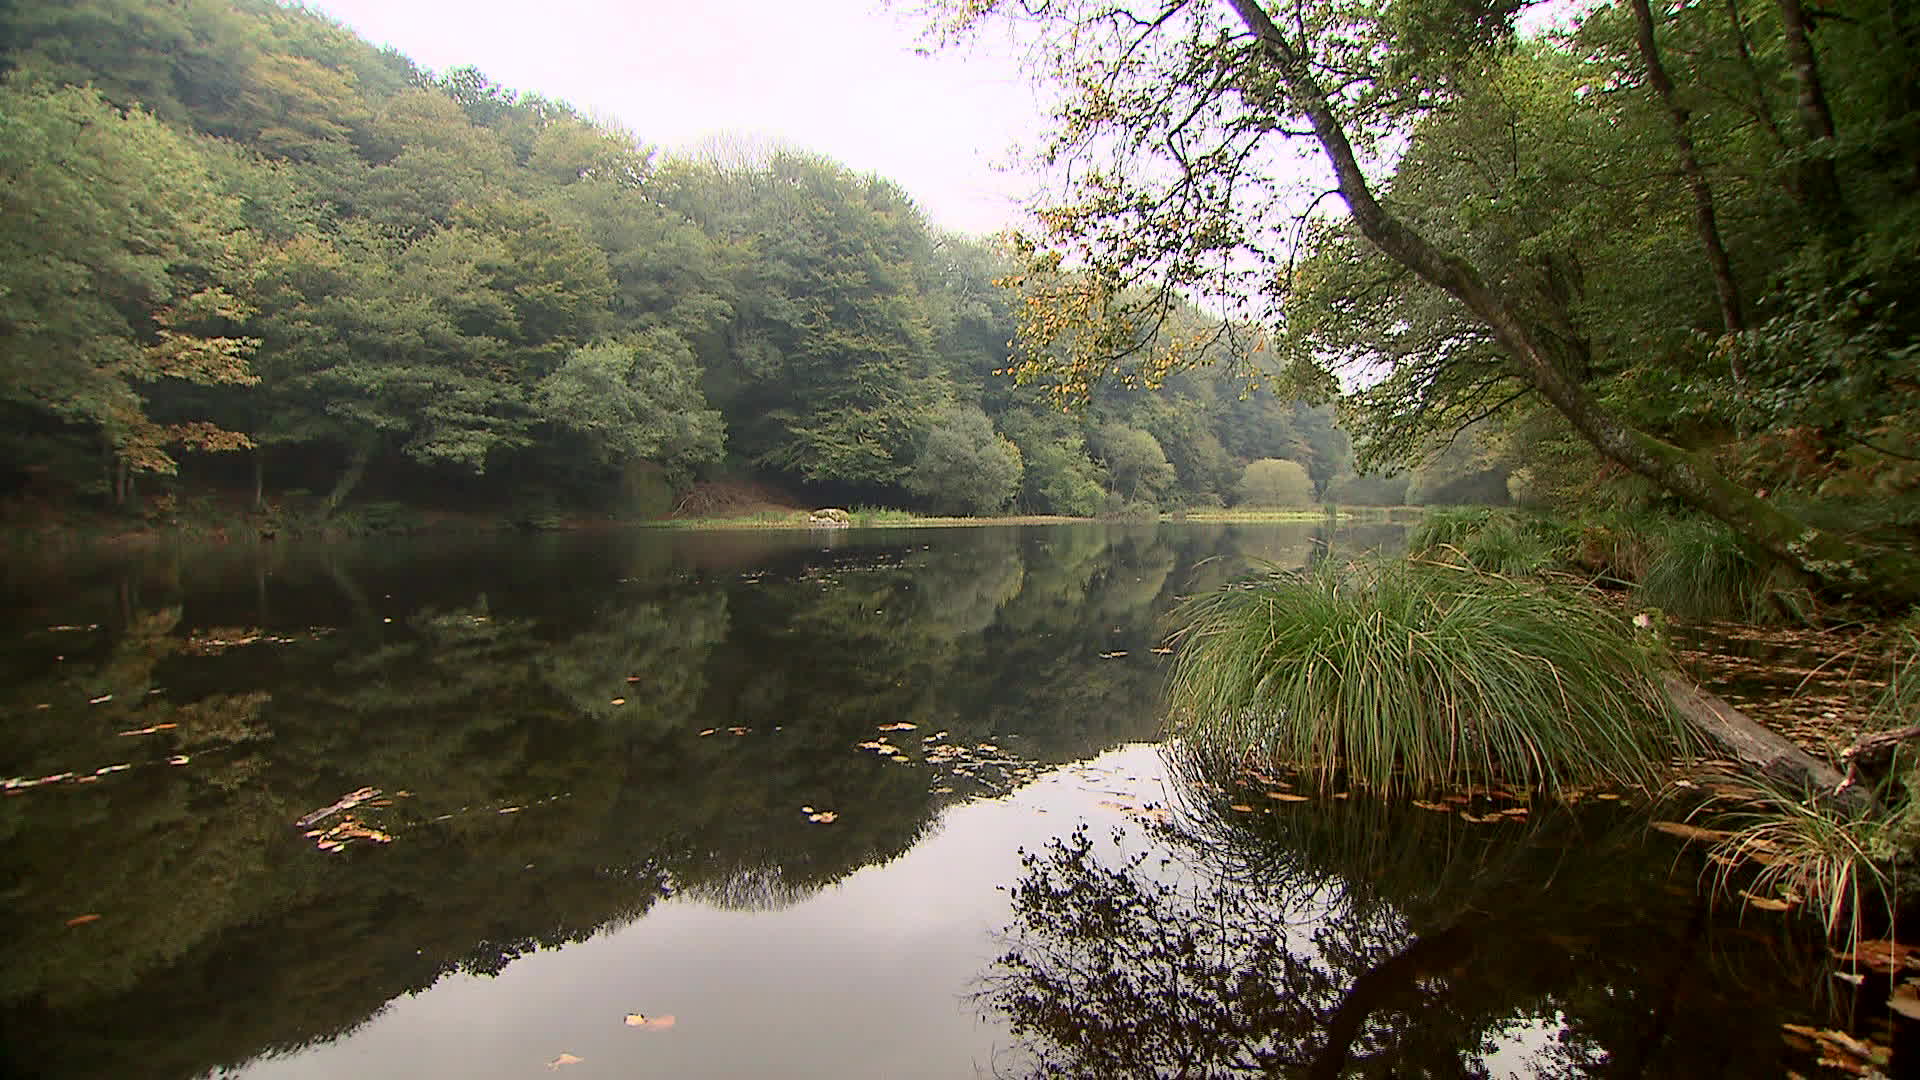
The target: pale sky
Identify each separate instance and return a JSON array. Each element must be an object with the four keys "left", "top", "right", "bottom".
[{"left": 307, "top": 0, "right": 1049, "bottom": 236}]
